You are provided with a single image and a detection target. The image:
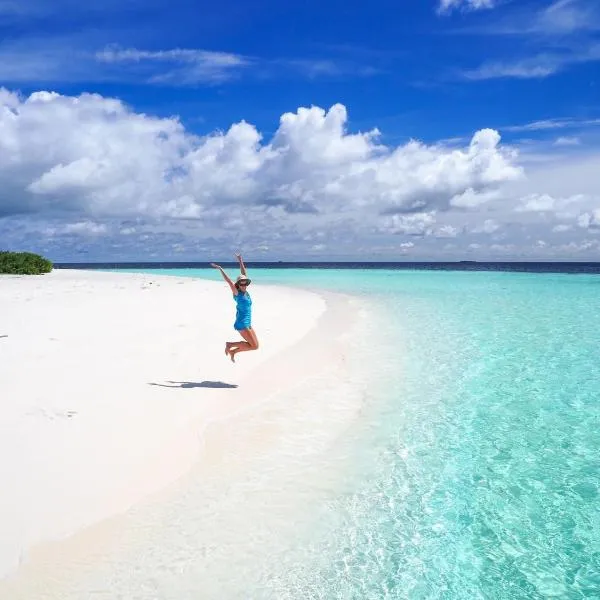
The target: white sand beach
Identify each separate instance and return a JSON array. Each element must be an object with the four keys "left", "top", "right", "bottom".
[{"left": 0, "top": 268, "right": 368, "bottom": 597}]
